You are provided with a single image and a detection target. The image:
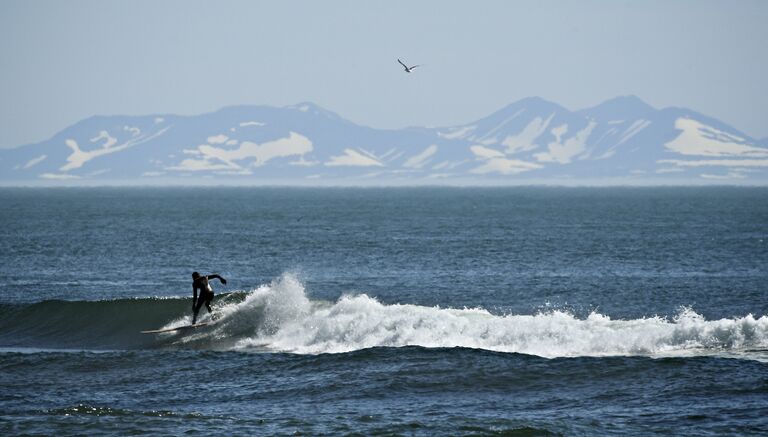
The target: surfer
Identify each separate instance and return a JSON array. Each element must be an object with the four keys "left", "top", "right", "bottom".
[{"left": 192, "top": 272, "right": 227, "bottom": 324}]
